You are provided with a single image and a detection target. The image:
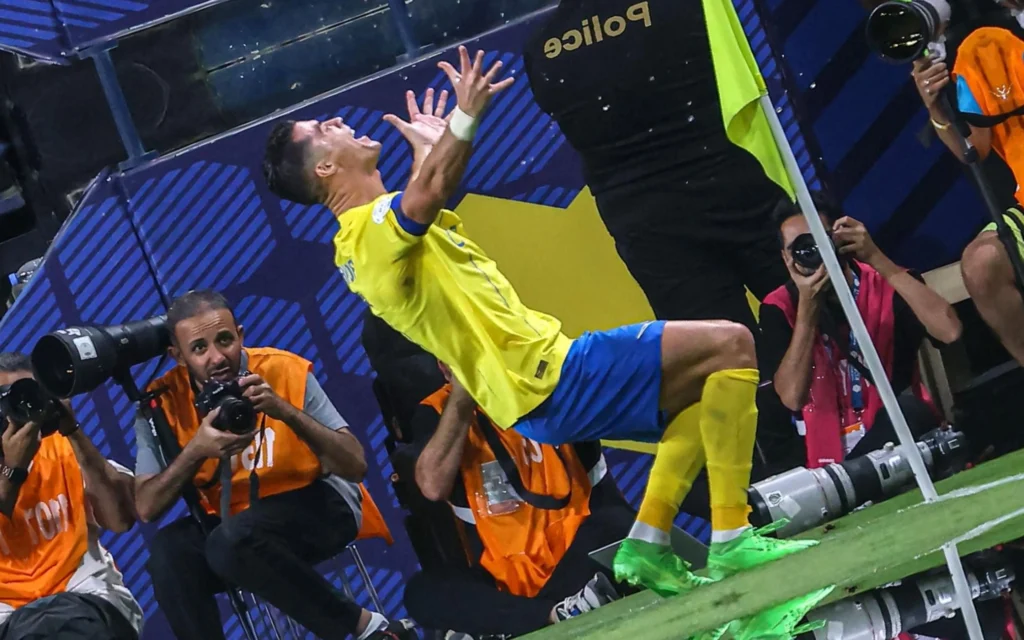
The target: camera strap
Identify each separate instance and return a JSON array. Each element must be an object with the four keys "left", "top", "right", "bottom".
[
  {"left": 477, "top": 412, "right": 572, "bottom": 510},
  {"left": 814, "top": 274, "right": 875, "bottom": 411},
  {"left": 248, "top": 415, "right": 267, "bottom": 507},
  {"left": 959, "top": 103, "right": 1024, "bottom": 129}
]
